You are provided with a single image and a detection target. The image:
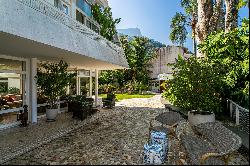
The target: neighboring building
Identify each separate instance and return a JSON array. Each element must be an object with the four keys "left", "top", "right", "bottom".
[
  {"left": 149, "top": 46, "right": 191, "bottom": 93},
  {"left": 0, "top": 0, "right": 128, "bottom": 129},
  {"left": 117, "top": 28, "right": 143, "bottom": 38}
]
